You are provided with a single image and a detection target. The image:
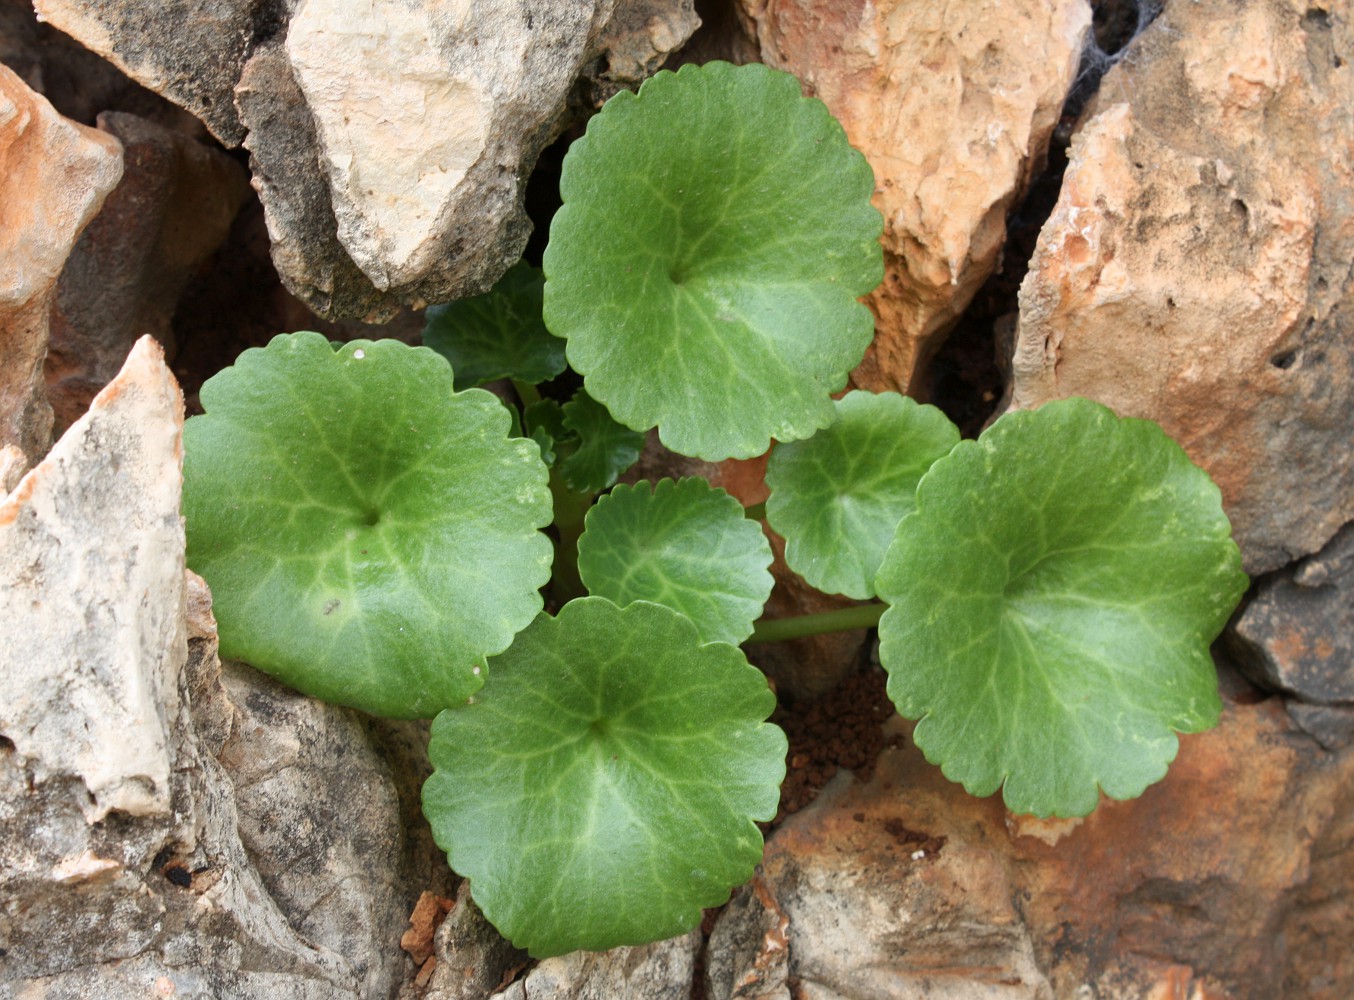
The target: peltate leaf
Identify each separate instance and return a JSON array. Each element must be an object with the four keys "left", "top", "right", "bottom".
[
  {"left": 558, "top": 389, "right": 646, "bottom": 493},
  {"left": 874, "top": 397, "right": 1248, "bottom": 817},
  {"left": 422, "top": 597, "right": 786, "bottom": 957},
  {"left": 423, "top": 261, "right": 566, "bottom": 391},
  {"left": 578, "top": 478, "right": 774, "bottom": 644},
  {"left": 766, "top": 391, "right": 959, "bottom": 599},
  {"left": 543, "top": 60, "right": 884, "bottom": 461},
  {"left": 183, "top": 332, "right": 554, "bottom": 719}
]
